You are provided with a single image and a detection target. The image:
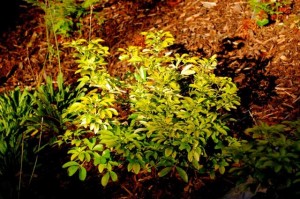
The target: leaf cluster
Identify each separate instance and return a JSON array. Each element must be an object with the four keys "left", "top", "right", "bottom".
[
  {"left": 0, "top": 73, "right": 83, "bottom": 182},
  {"left": 248, "top": 0, "right": 292, "bottom": 26},
  {"left": 59, "top": 30, "right": 241, "bottom": 186},
  {"left": 228, "top": 120, "right": 300, "bottom": 192},
  {"left": 0, "top": 88, "right": 34, "bottom": 176}
]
